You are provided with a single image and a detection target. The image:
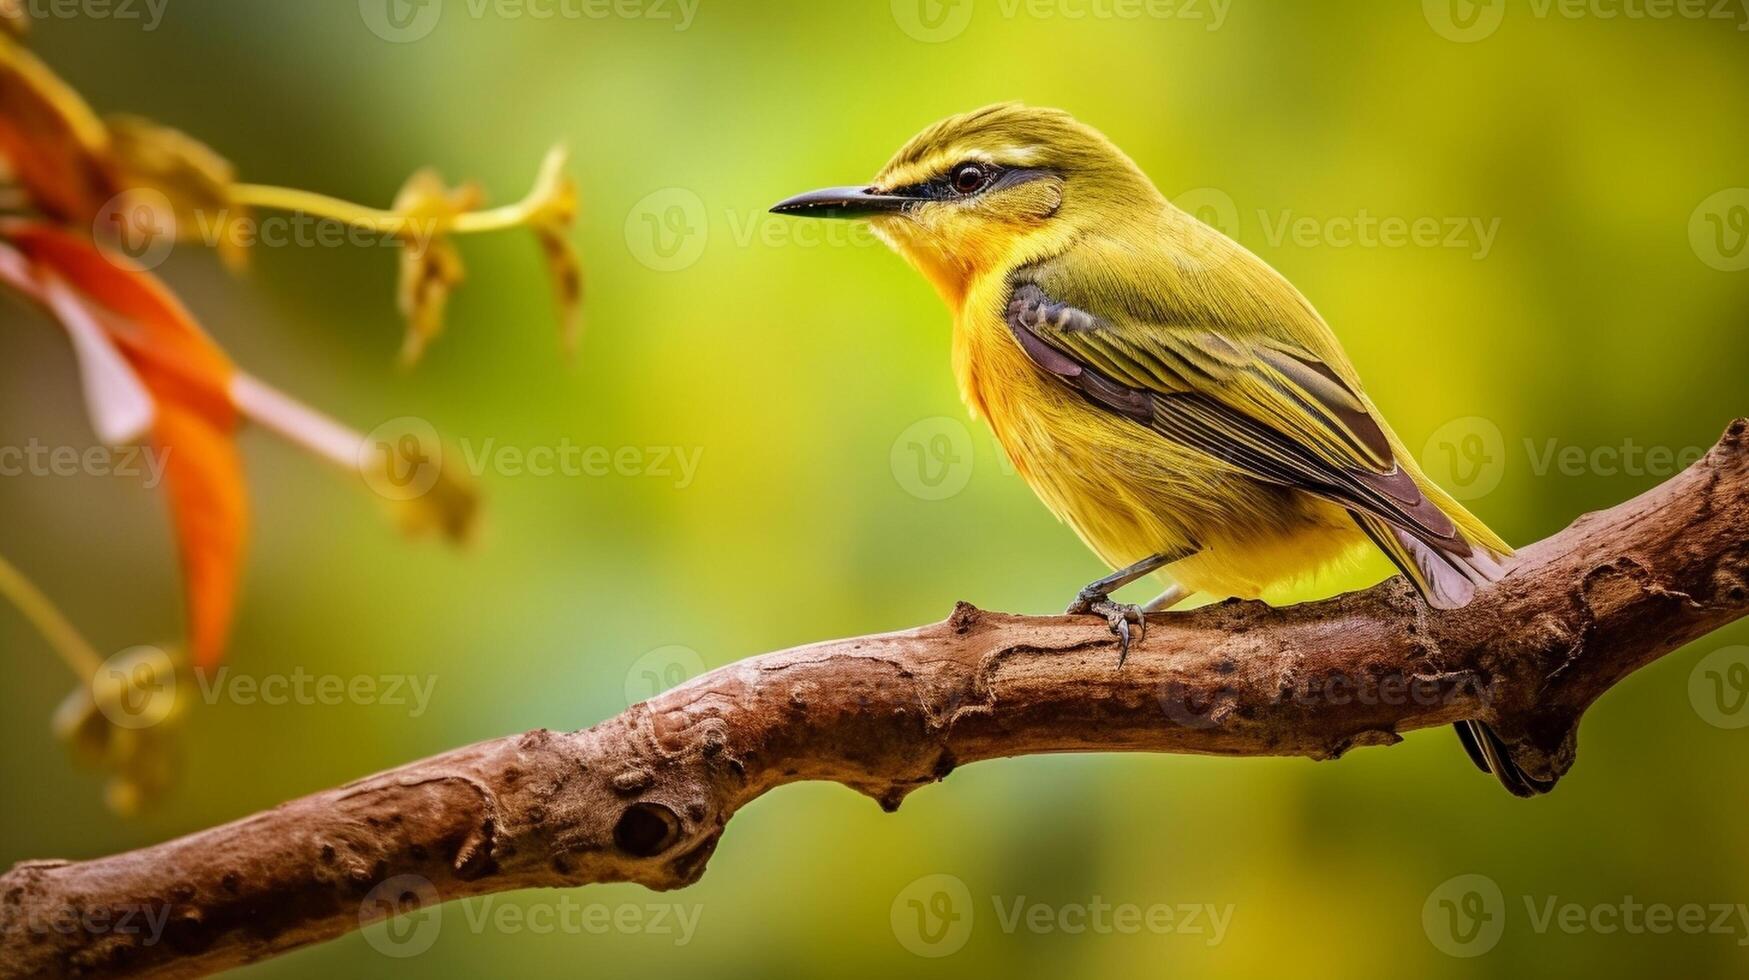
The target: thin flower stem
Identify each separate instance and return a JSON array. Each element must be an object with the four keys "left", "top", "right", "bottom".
[
  {"left": 229, "top": 183, "right": 543, "bottom": 236},
  {"left": 0, "top": 551, "right": 102, "bottom": 678}
]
